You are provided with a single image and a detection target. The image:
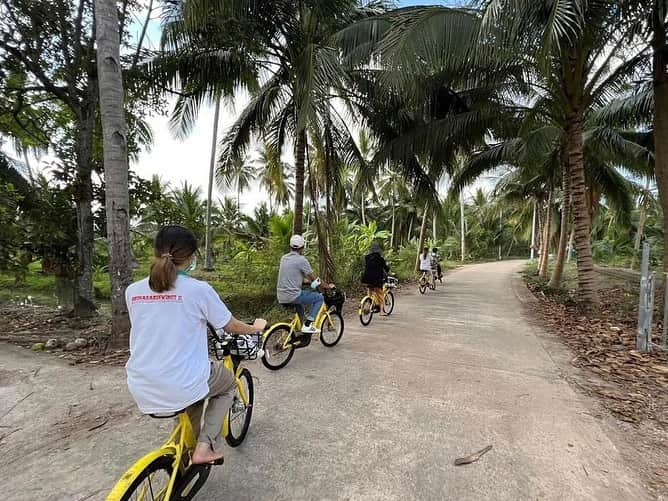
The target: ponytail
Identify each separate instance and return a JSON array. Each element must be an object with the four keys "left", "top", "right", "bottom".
[
  {"left": 149, "top": 253, "right": 178, "bottom": 293},
  {"left": 148, "top": 225, "right": 198, "bottom": 293}
]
